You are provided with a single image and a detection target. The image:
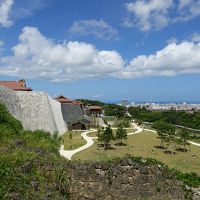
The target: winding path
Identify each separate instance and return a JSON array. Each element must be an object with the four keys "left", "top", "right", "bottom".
[
  {"left": 59, "top": 129, "right": 97, "bottom": 160},
  {"left": 59, "top": 123, "right": 200, "bottom": 160}
]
